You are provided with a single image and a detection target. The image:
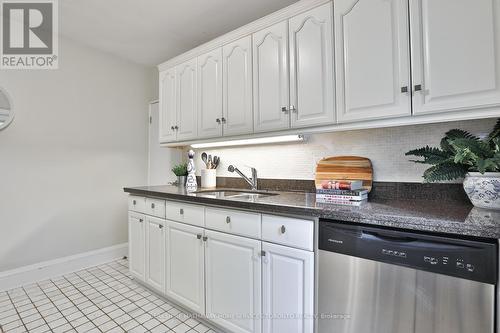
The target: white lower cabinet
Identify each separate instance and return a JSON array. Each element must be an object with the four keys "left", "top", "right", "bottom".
[
  {"left": 262, "top": 242, "right": 314, "bottom": 333},
  {"left": 165, "top": 220, "right": 205, "bottom": 314},
  {"left": 205, "top": 230, "right": 262, "bottom": 333},
  {"left": 129, "top": 198, "right": 315, "bottom": 333},
  {"left": 145, "top": 216, "right": 165, "bottom": 292},
  {"left": 129, "top": 212, "right": 145, "bottom": 281}
]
